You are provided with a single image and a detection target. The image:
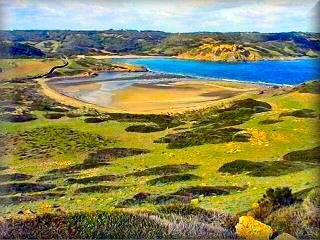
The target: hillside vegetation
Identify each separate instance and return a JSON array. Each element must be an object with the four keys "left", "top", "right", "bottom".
[
  {"left": 1, "top": 30, "right": 319, "bottom": 61},
  {"left": 178, "top": 44, "right": 262, "bottom": 62}
]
